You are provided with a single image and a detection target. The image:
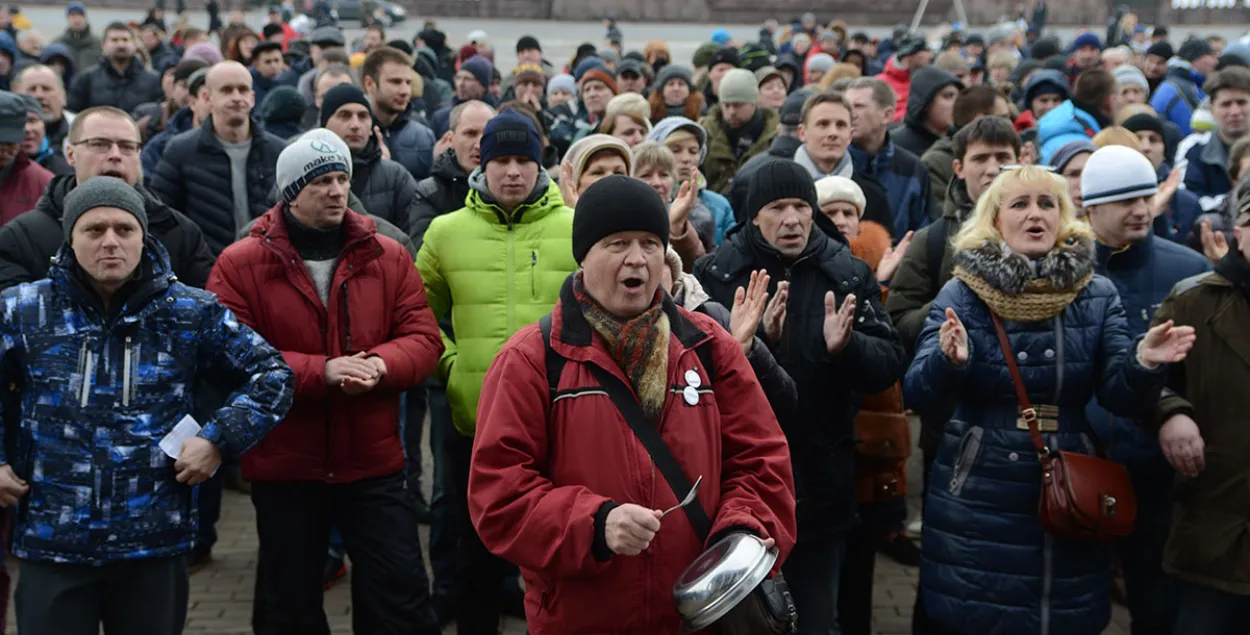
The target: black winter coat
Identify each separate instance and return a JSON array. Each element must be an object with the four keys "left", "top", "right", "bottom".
[
  {"left": 149, "top": 117, "right": 288, "bottom": 256},
  {"left": 694, "top": 216, "right": 907, "bottom": 533},
  {"left": 67, "top": 58, "right": 163, "bottom": 114},
  {"left": 411, "top": 149, "right": 471, "bottom": 249},
  {"left": 351, "top": 139, "right": 420, "bottom": 239},
  {"left": 0, "top": 175, "right": 214, "bottom": 290}
]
